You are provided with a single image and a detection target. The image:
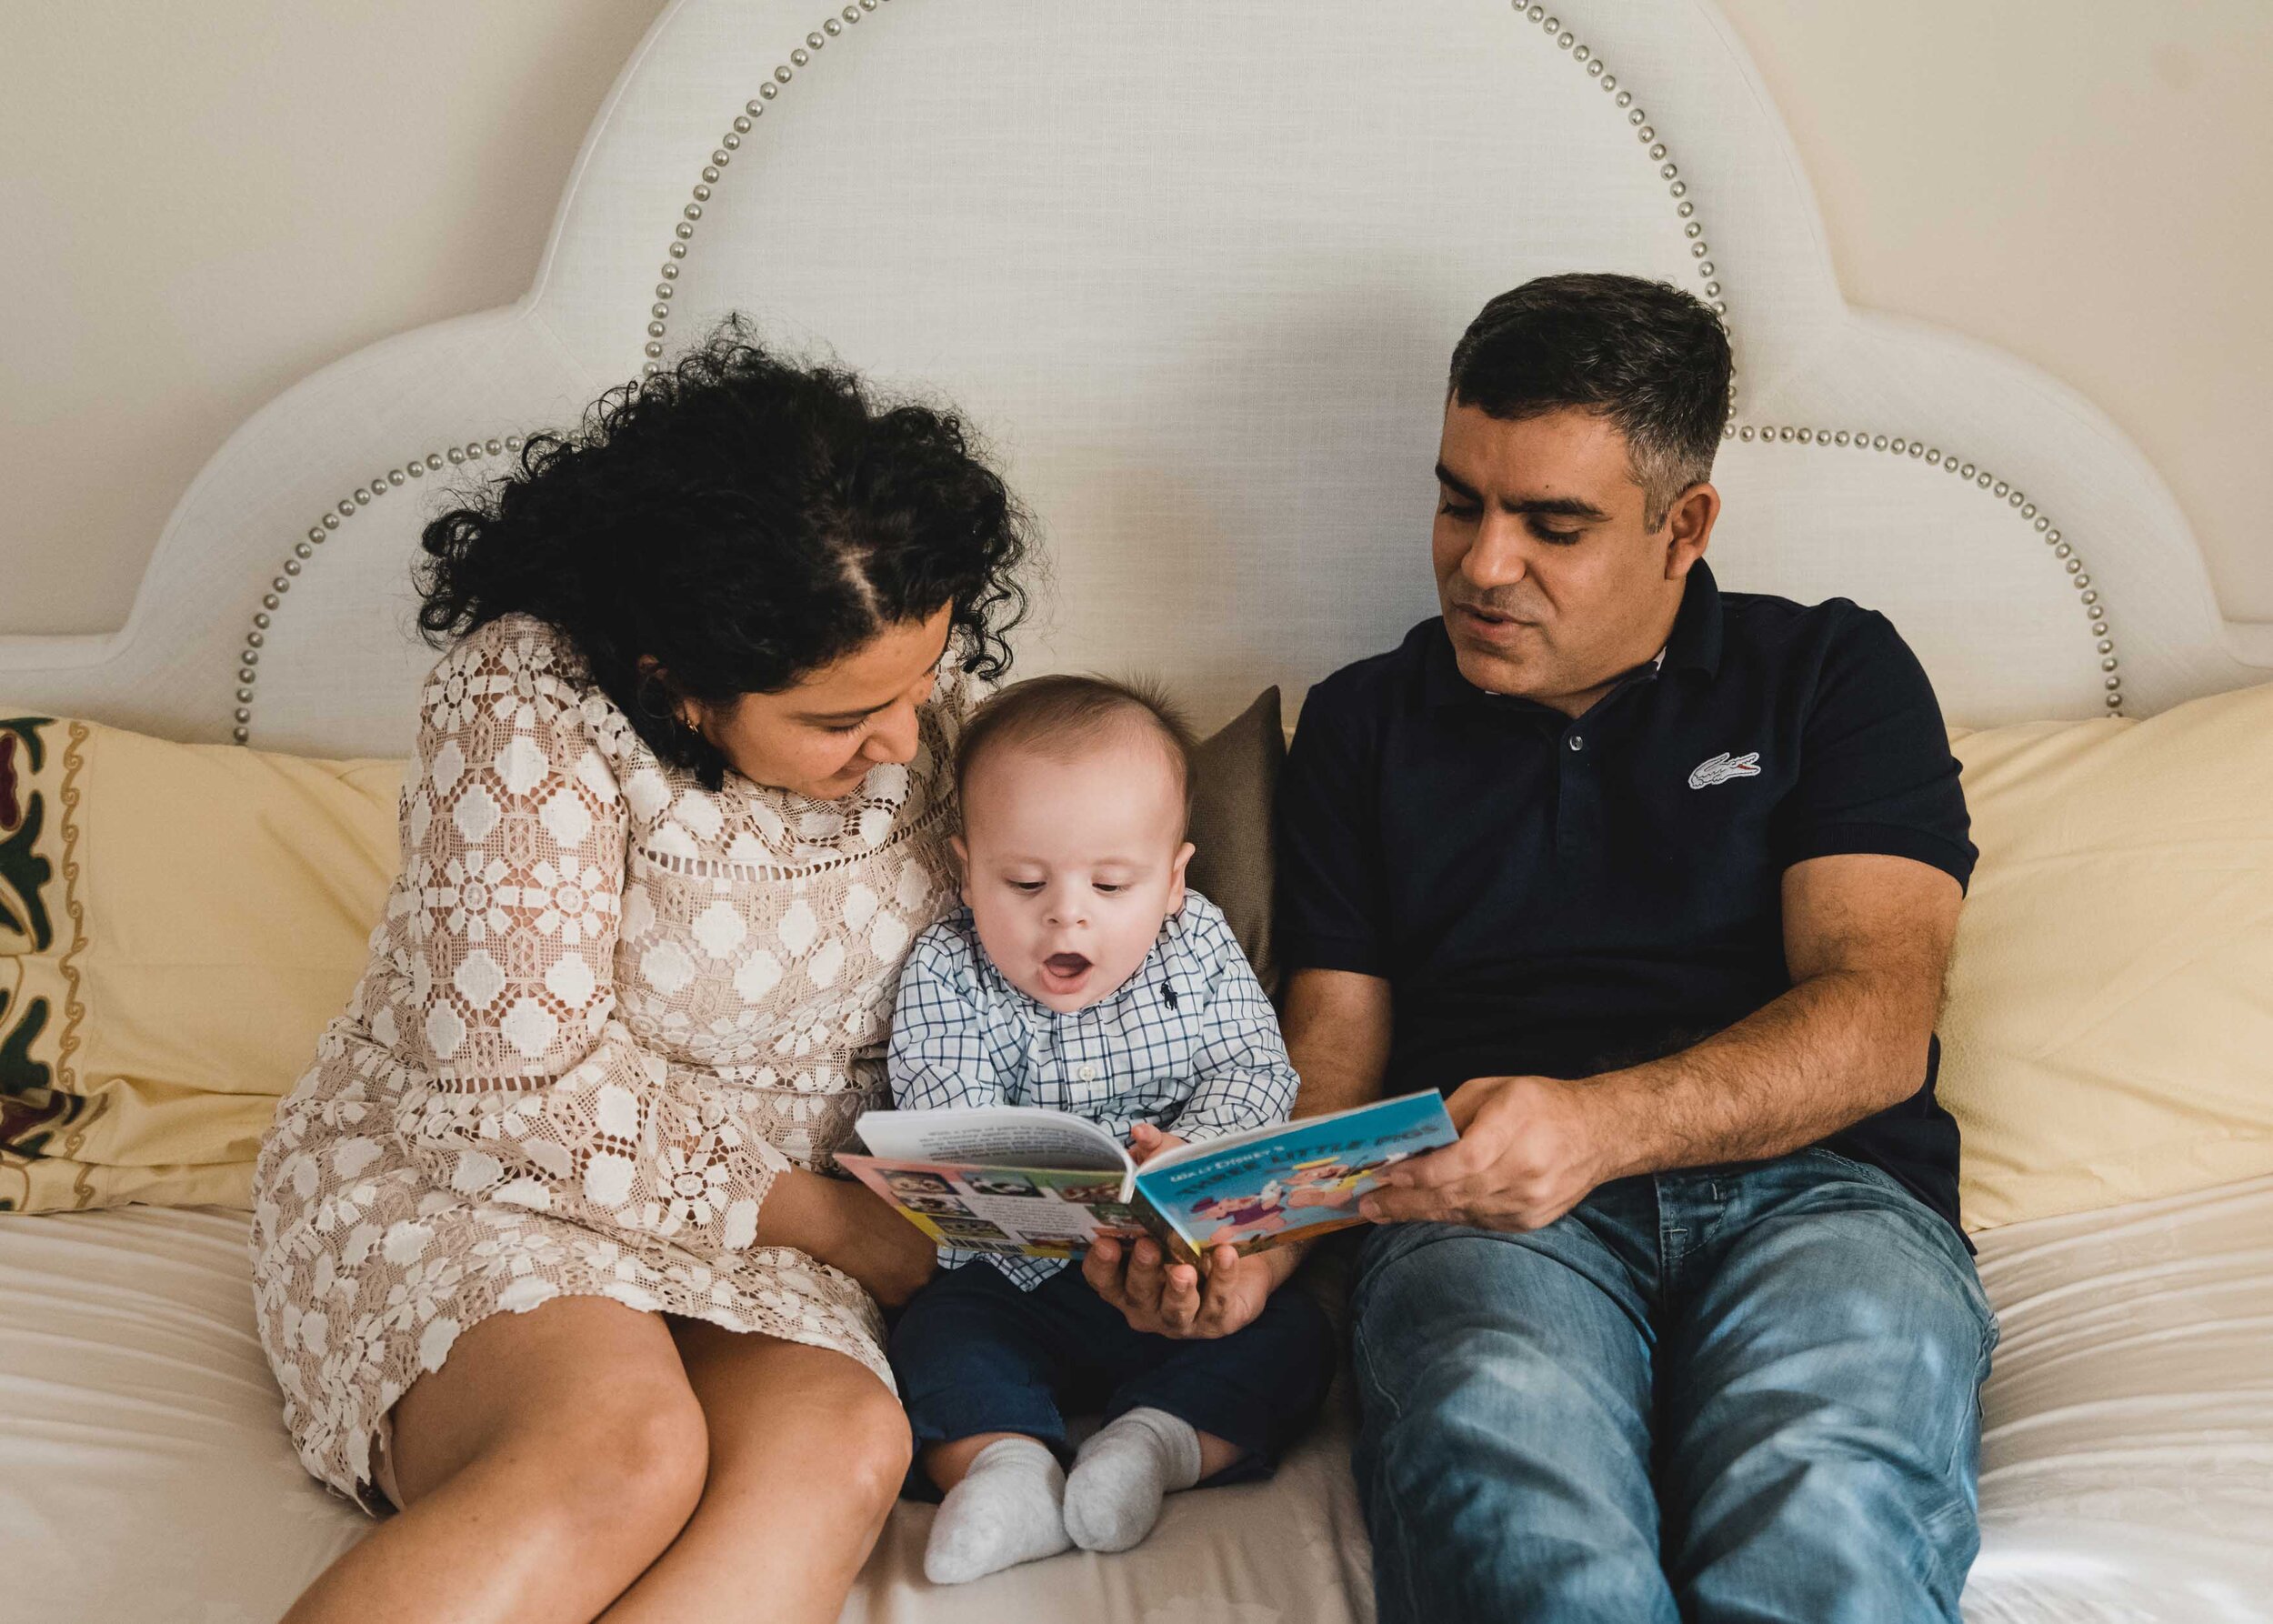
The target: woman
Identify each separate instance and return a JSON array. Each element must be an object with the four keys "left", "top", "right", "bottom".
[{"left": 249, "top": 327, "right": 1030, "bottom": 1622}]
